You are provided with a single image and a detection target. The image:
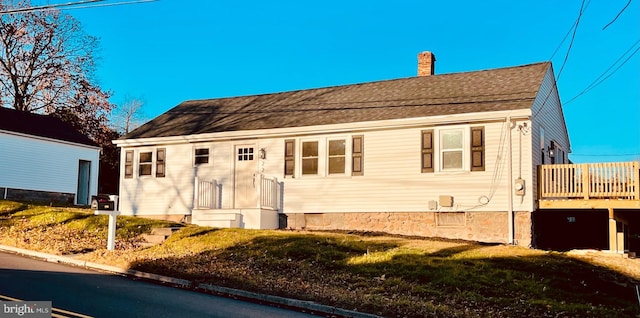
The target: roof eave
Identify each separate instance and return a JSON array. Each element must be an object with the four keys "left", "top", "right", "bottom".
[{"left": 113, "top": 108, "right": 532, "bottom": 147}]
